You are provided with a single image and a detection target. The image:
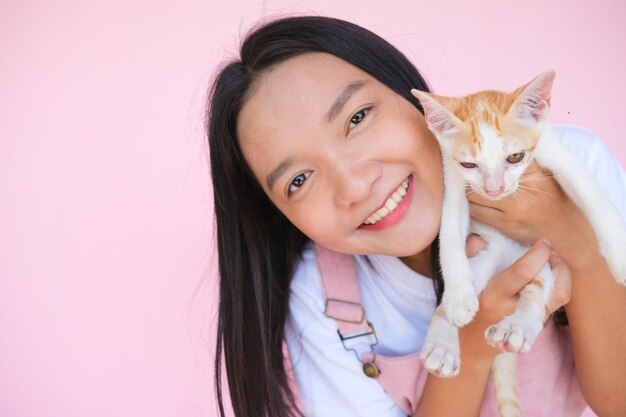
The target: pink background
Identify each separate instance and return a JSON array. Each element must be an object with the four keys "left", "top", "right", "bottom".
[{"left": 1, "top": 1, "right": 623, "bottom": 416}]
